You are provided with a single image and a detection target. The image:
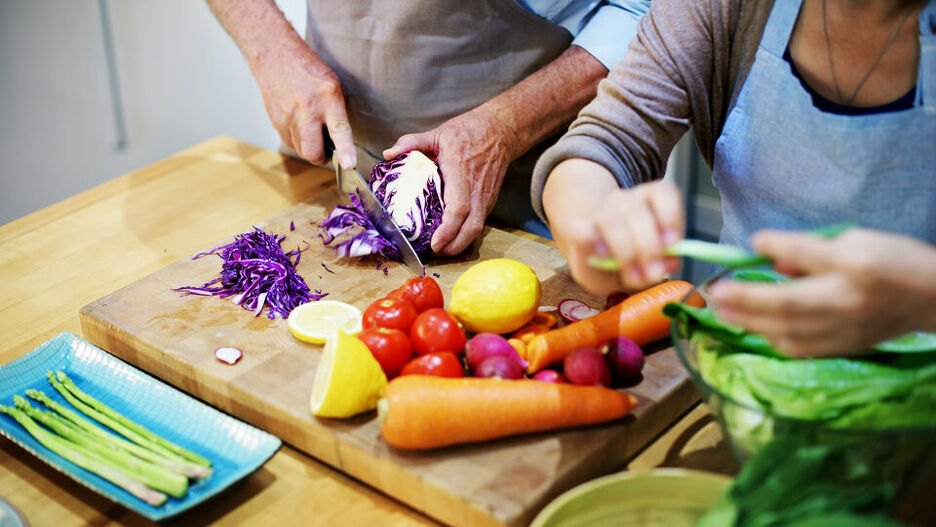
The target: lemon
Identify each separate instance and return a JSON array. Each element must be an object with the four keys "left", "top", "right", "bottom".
[
  {"left": 448, "top": 258, "right": 541, "bottom": 334},
  {"left": 288, "top": 300, "right": 362, "bottom": 344},
  {"left": 311, "top": 330, "right": 388, "bottom": 418}
]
